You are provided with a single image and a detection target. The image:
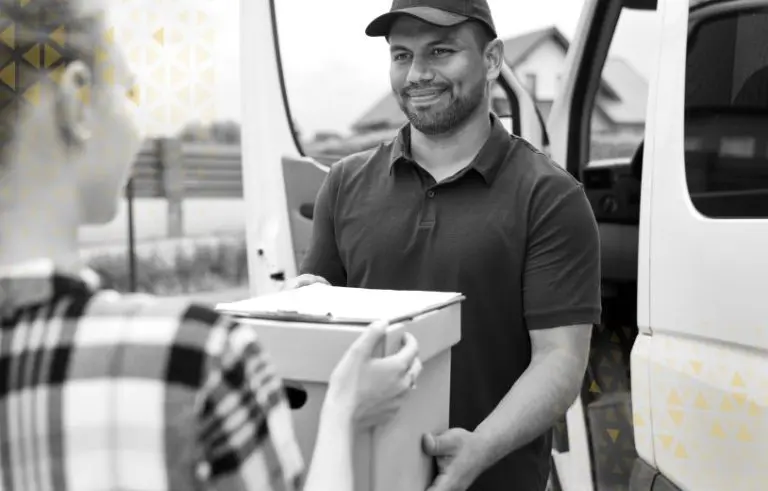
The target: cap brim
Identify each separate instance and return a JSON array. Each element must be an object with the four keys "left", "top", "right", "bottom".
[{"left": 365, "top": 7, "right": 469, "bottom": 37}]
